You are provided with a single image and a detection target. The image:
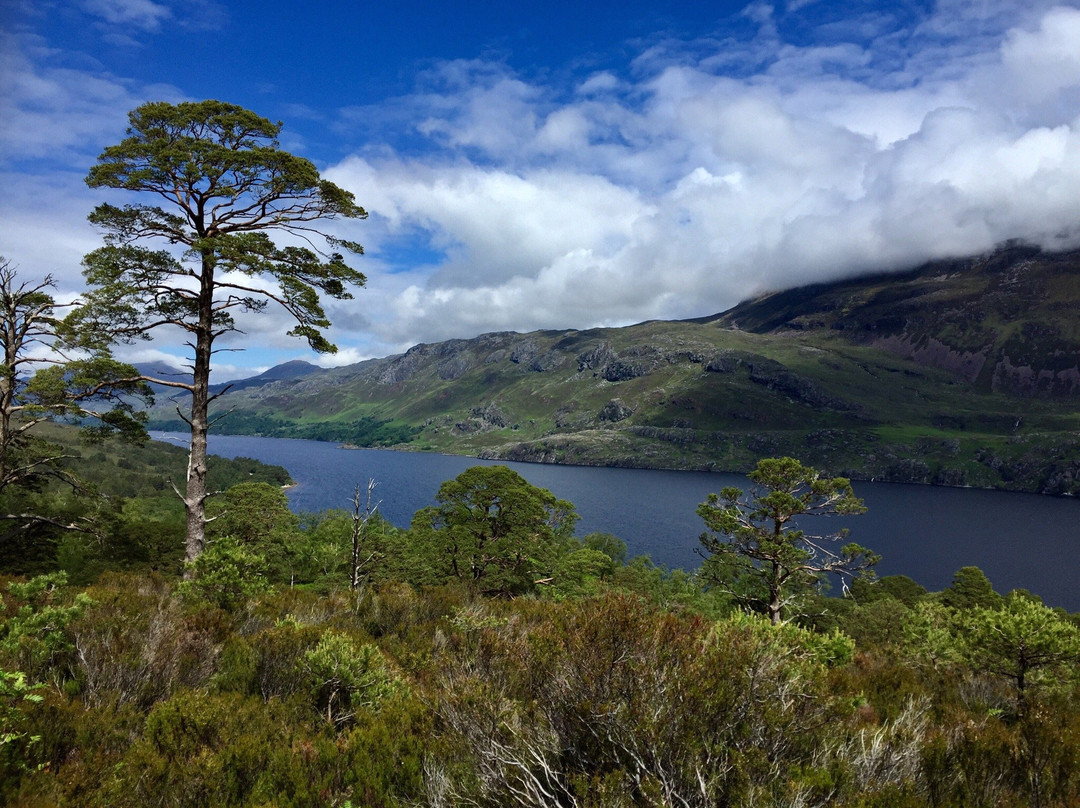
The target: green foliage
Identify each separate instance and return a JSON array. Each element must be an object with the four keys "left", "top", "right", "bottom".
[
  {"left": 902, "top": 600, "right": 967, "bottom": 672},
  {"left": 839, "top": 595, "right": 914, "bottom": 649},
  {"left": 549, "top": 547, "right": 616, "bottom": 599},
  {"left": 39, "top": 423, "right": 293, "bottom": 499},
  {"left": 207, "top": 482, "right": 300, "bottom": 582},
  {"left": 294, "top": 508, "right": 404, "bottom": 588},
  {"left": 150, "top": 410, "right": 419, "bottom": 447},
  {"left": 413, "top": 465, "right": 578, "bottom": 596},
  {"left": 0, "top": 572, "right": 92, "bottom": 684},
  {"left": 581, "top": 531, "right": 628, "bottom": 565},
  {"left": 101, "top": 689, "right": 295, "bottom": 808},
  {"left": 958, "top": 593, "right": 1080, "bottom": 712},
  {"left": 0, "top": 668, "right": 44, "bottom": 777},
  {"left": 428, "top": 594, "right": 856, "bottom": 806},
  {"left": 1, "top": 259, "right": 151, "bottom": 523},
  {"left": 177, "top": 535, "right": 270, "bottom": 611},
  {"left": 611, "top": 555, "right": 733, "bottom": 617},
  {"left": 249, "top": 618, "right": 323, "bottom": 701},
  {"left": 71, "top": 100, "right": 366, "bottom": 356},
  {"left": 941, "top": 565, "right": 1003, "bottom": 611},
  {"left": 0, "top": 423, "right": 293, "bottom": 580},
  {"left": 303, "top": 631, "right": 400, "bottom": 729},
  {"left": 23, "top": 356, "right": 150, "bottom": 443},
  {"left": 69, "top": 573, "right": 230, "bottom": 709},
  {"left": 1, "top": 569, "right": 1079, "bottom": 807},
  {"left": 698, "top": 456, "right": 878, "bottom": 624},
  {"left": 850, "top": 574, "right": 928, "bottom": 608}
]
